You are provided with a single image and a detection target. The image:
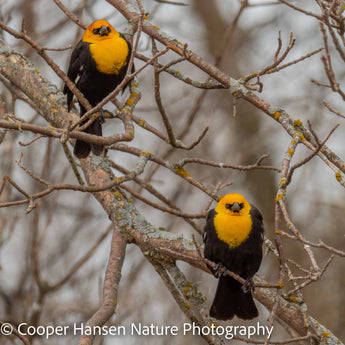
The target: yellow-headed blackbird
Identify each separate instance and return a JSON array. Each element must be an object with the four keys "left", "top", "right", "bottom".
[
  {"left": 64, "top": 20, "right": 132, "bottom": 158},
  {"left": 203, "top": 193, "right": 264, "bottom": 320}
]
